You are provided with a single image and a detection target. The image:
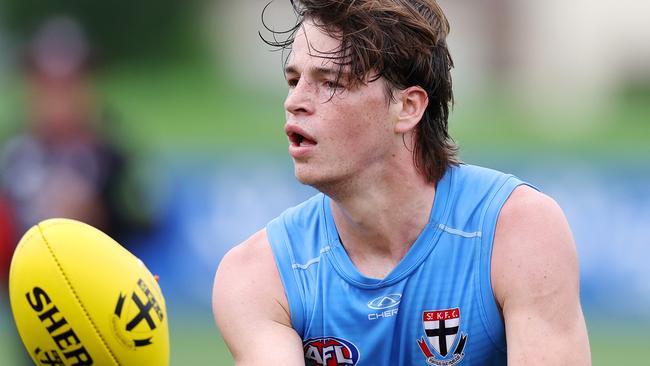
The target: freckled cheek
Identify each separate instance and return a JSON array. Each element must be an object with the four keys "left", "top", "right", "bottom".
[
  {"left": 333, "top": 118, "right": 374, "bottom": 157},
  {"left": 317, "top": 98, "right": 387, "bottom": 151}
]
